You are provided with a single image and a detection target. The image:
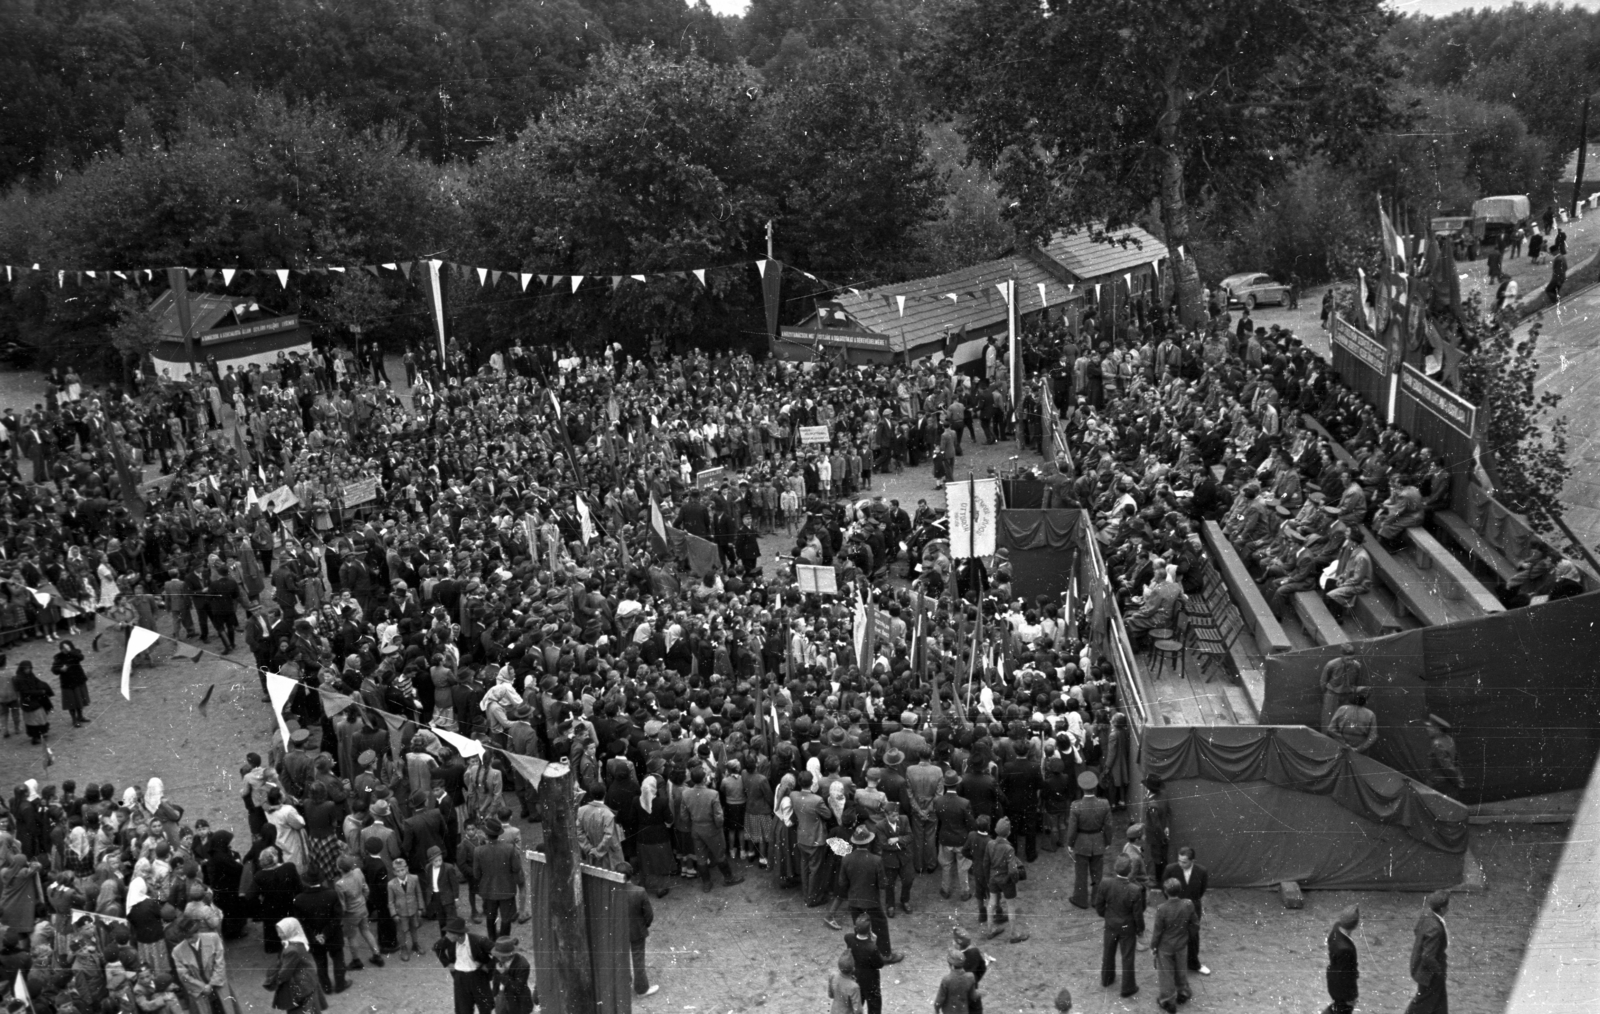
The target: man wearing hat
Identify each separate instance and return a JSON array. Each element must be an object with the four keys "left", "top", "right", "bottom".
[
  {"left": 421, "top": 845, "right": 464, "bottom": 936},
  {"left": 1119, "top": 824, "right": 1148, "bottom": 887},
  {"left": 490, "top": 936, "right": 537, "bottom": 1013},
  {"left": 1066, "top": 771, "right": 1112, "bottom": 908},
  {"left": 615, "top": 863, "right": 660, "bottom": 997},
  {"left": 932, "top": 770, "right": 974, "bottom": 900},
  {"left": 1326, "top": 693, "right": 1379, "bottom": 754},
  {"left": 504, "top": 703, "right": 541, "bottom": 819},
  {"left": 433, "top": 915, "right": 494, "bottom": 1014},
  {"left": 837, "top": 823, "right": 903, "bottom": 965},
  {"left": 472, "top": 818, "right": 523, "bottom": 940},
  {"left": 1422, "top": 715, "right": 1465, "bottom": 795},
  {"left": 1094, "top": 854, "right": 1146, "bottom": 998},
  {"left": 1141, "top": 775, "right": 1171, "bottom": 878},
  {"left": 1319, "top": 643, "right": 1368, "bottom": 732},
  {"left": 1325, "top": 905, "right": 1360, "bottom": 1014},
  {"left": 279, "top": 729, "right": 316, "bottom": 799},
  {"left": 292, "top": 867, "right": 349, "bottom": 995}
]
